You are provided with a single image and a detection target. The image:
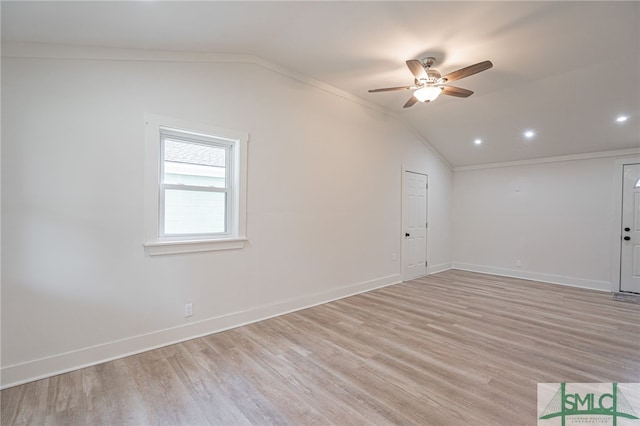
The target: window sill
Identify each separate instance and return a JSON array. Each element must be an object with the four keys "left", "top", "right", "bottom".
[{"left": 144, "top": 238, "right": 247, "bottom": 256}]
